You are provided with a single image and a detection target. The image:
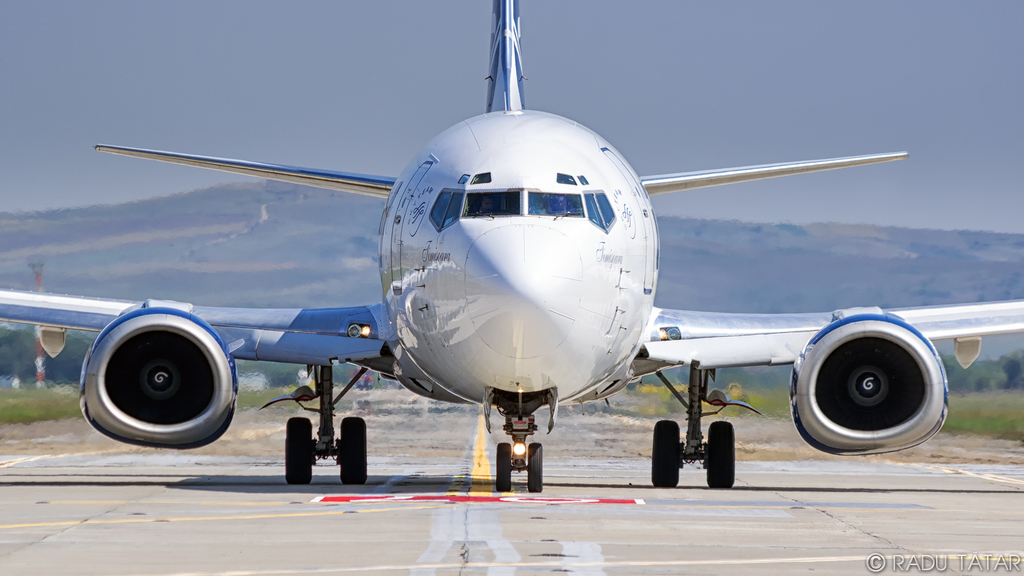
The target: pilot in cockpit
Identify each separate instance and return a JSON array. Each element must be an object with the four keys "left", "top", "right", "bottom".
[
  {"left": 478, "top": 195, "right": 495, "bottom": 213},
  {"left": 547, "top": 194, "right": 568, "bottom": 215}
]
